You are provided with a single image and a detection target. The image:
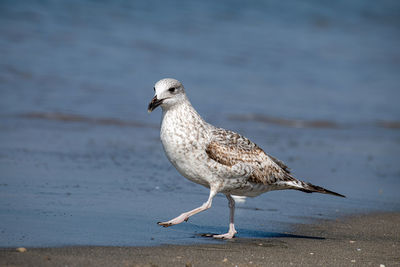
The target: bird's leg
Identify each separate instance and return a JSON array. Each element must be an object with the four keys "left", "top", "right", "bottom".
[
  {"left": 213, "top": 194, "right": 237, "bottom": 239},
  {"left": 158, "top": 189, "right": 217, "bottom": 227}
]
